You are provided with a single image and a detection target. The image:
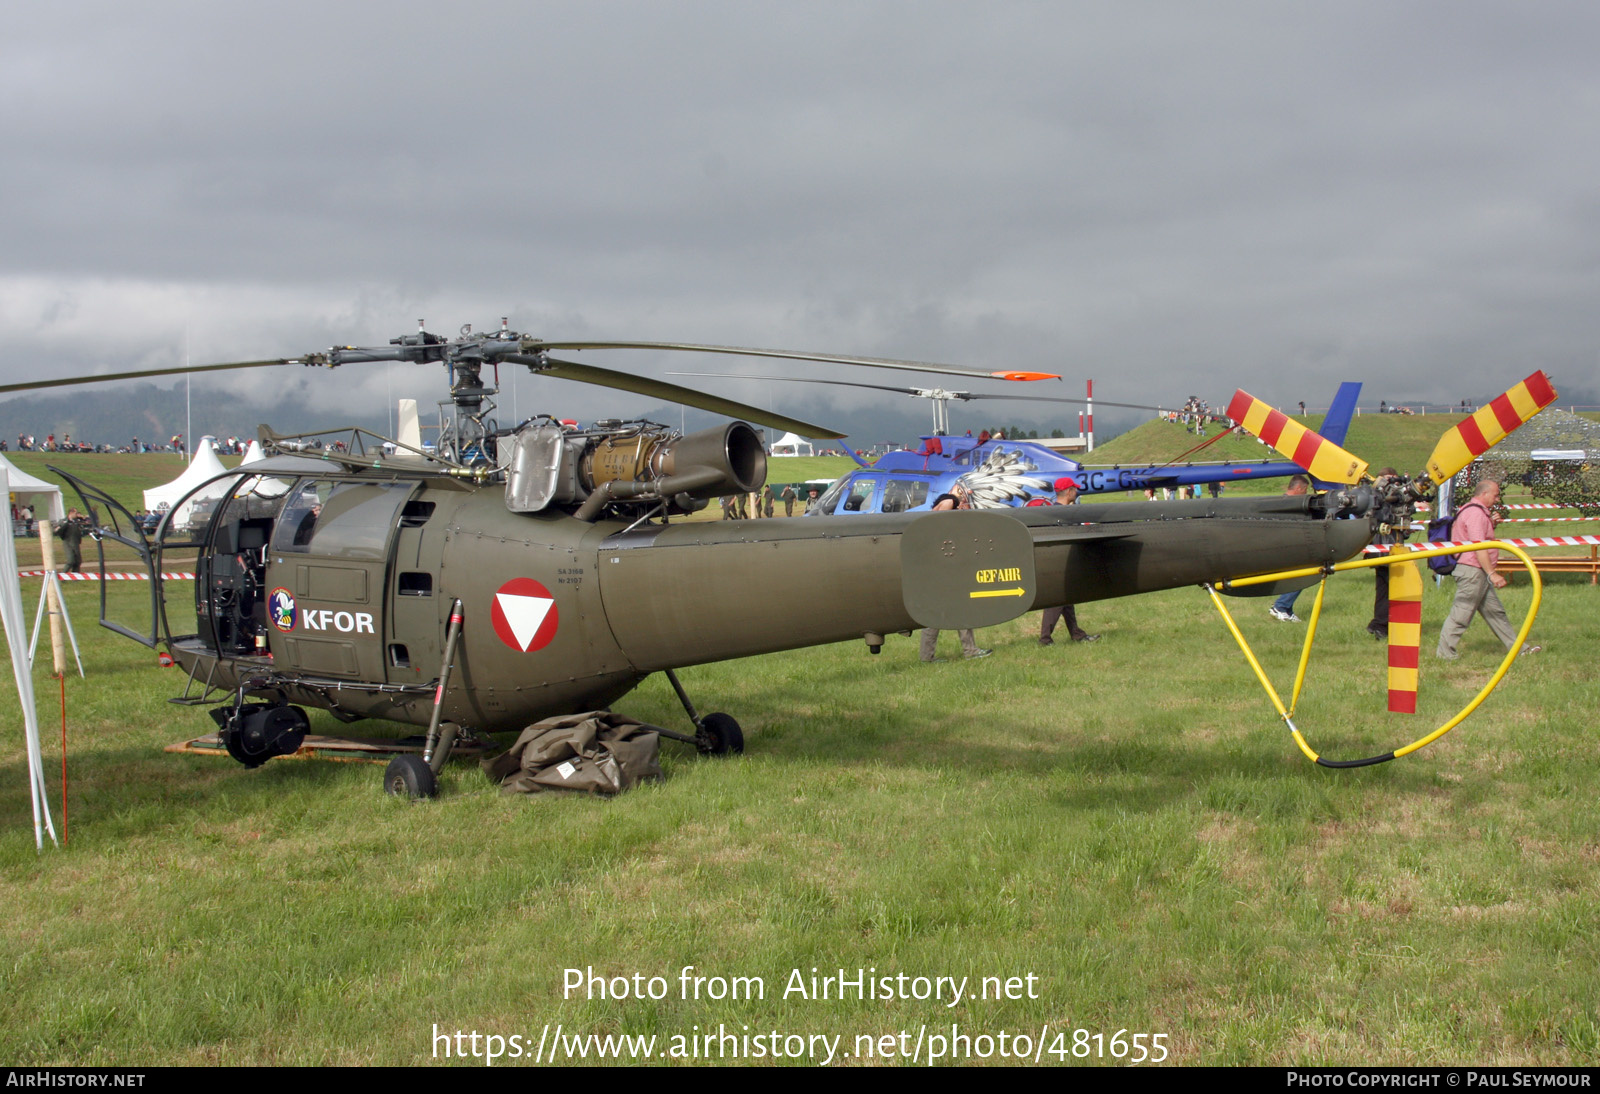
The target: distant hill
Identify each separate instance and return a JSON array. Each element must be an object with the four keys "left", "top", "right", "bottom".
[{"left": 0, "top": 383, "right": 391, "bottom": 450}]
